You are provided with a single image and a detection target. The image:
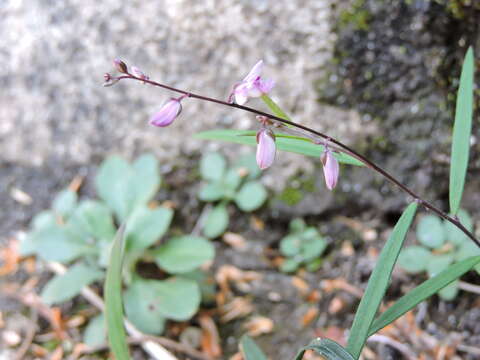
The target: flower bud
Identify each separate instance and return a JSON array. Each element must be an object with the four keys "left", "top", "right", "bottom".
[
  {"left": 131, "top": 66, "right": 148, "bottom": 80},
  {"left": 113, "top": 59, "right": 128, "bottom": 74},
  {"left": 149, "top": 98, "right": 182, "bottom": 127},
  {"left": 321, "top": 149, "right": 339, "bottom": 190},
  {"left": 256, "top": 128, "right": 276, "bottom": 170}
]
